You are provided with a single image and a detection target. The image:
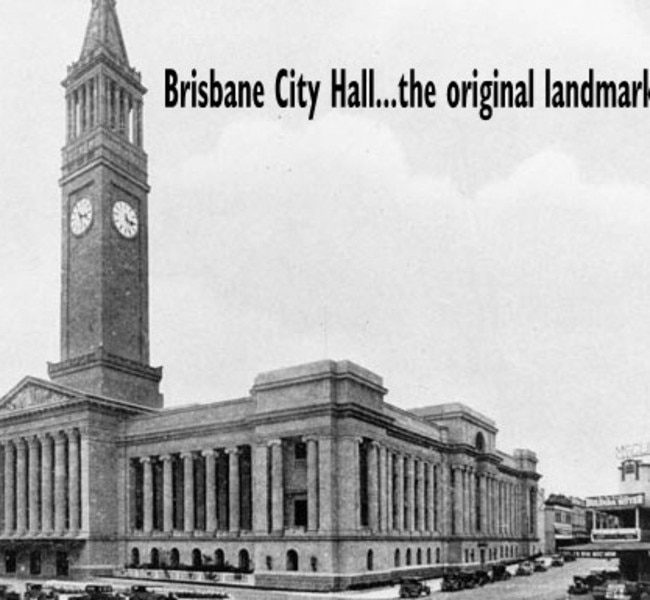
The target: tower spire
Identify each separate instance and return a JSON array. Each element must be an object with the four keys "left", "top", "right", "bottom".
[{"left": 80, "top": 0, "right": 129, "bottom": 64}]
